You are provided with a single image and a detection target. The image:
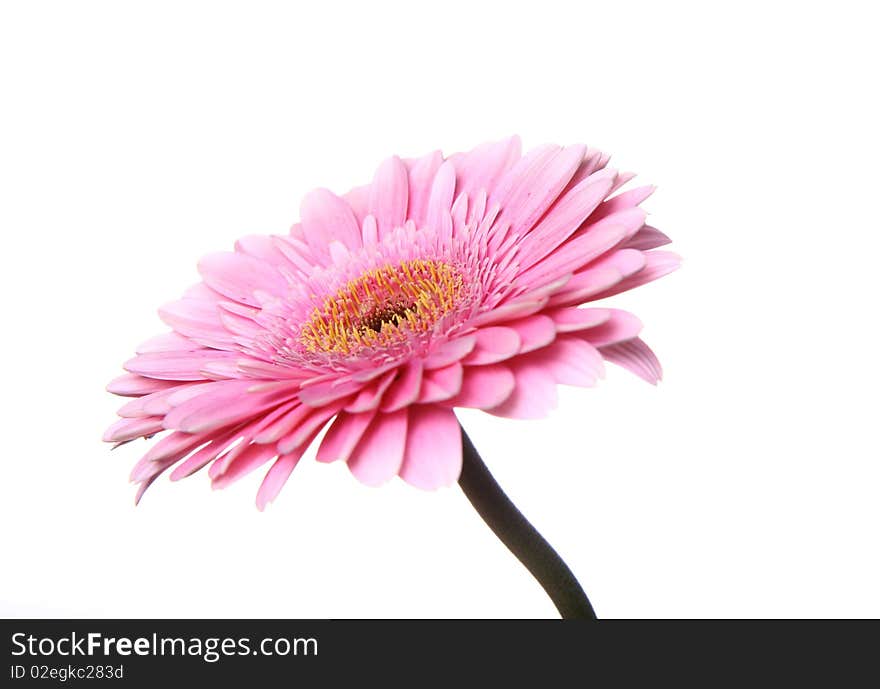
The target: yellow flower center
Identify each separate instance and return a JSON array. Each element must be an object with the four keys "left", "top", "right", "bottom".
[{"left": 299, "top": 259, "right": 463, "bottom": 355}]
